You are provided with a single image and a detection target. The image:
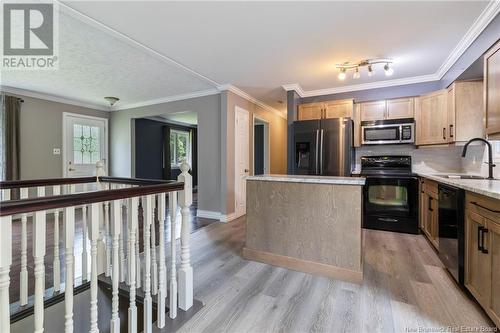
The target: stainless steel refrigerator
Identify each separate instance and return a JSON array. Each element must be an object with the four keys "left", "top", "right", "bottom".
[{"left": 293, "top": 118, "right": 354, "bottom": 176}]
